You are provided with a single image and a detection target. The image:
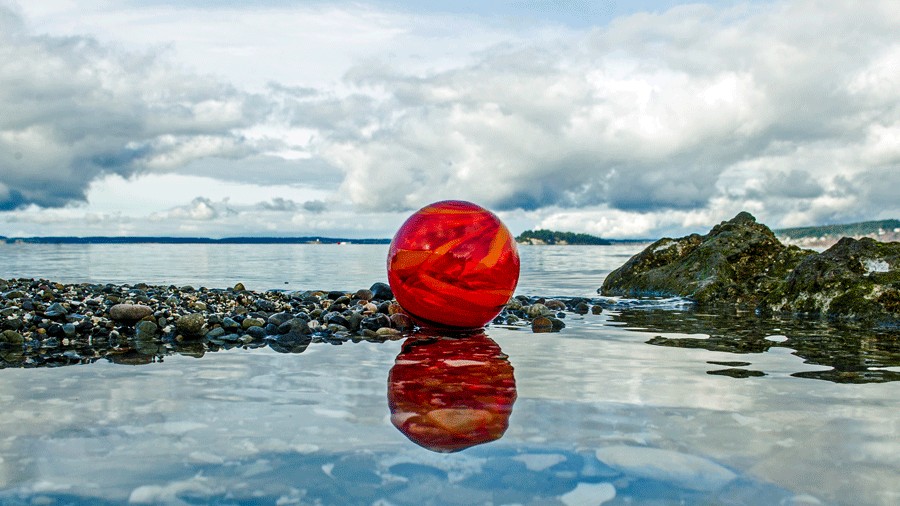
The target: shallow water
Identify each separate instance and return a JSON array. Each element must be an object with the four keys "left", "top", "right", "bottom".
[{"left": 1, "top": 243, "right": 898, "bottom": 505}]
